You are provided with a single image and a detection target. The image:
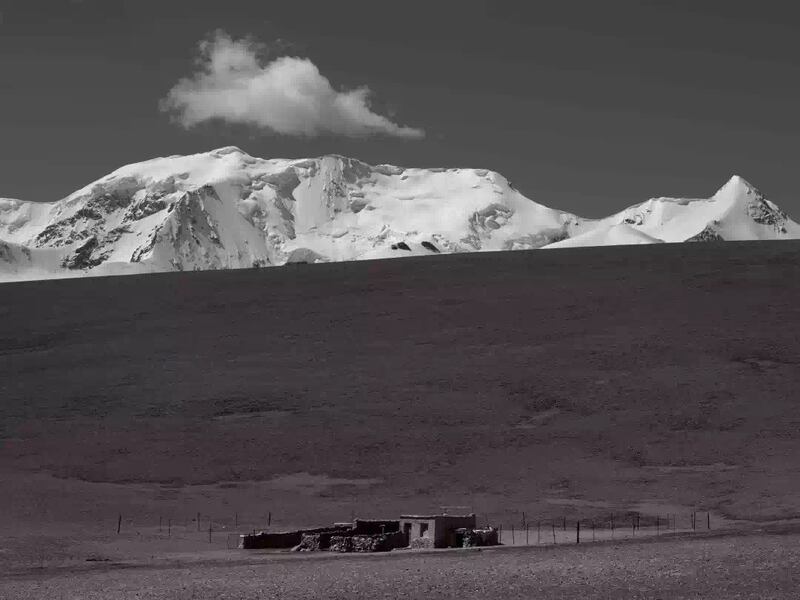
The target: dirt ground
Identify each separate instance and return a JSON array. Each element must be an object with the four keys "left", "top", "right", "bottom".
[
  {"left": 1, "top": 241, "right": 799, "bottom": 574},
  {"left": 2, "top": 528, "right": 798, "bottom": 599}
]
